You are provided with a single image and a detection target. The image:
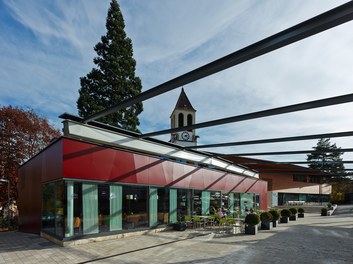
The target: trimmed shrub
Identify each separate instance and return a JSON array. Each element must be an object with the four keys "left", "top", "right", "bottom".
[
  {"left": 298, "top": 208, "right": 304, "bottom": 214},
  {"left": 245, "top": 213, "right": 260, "bottom": 226},
  {"left": 289, "top": 208, "right": 298, "bottom": 215},
  {"left": 281, "top": 209, "right": 292, "bottom": 217},
  {"left": 260, "top": 212, "right": 273, "bottom": 222},
  {"left": 321, "top": 208, "right": 328, "bottom": 215},
  {"left": 269, "top": 209, "right": 280, "bottom": 221}
]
